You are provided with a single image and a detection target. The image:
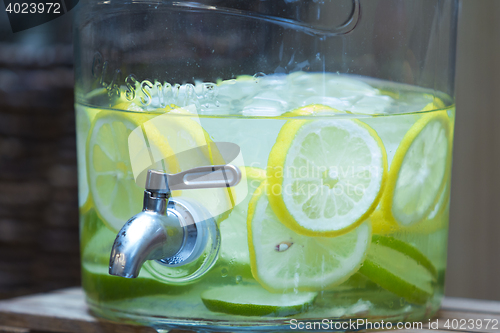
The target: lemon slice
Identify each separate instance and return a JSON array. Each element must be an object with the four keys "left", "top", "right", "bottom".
[
  {"left": 201, "top": 285, "right": 317, "bottom": 317},
  {"left": 248, "top": 183, "right": 371, "bottom": 292},
  {"left": 267, "top": 118, "right": 387, "bottom": 236},
  {"left": 428, "top": 96, "right": 446, "bottom": 110},
  {"left": 241, "top": 166, "right": 267, "bottom": 183},
  {"left": 281, "top": 104, "right": 341, "bottom": 117},
  {"left": 87, "top": 111, "right": 156, "bottom": 232},
  {"left": 359, "top": 235, "right": 437, "bottom": 305},
  {"left": 142, "top": 109, "right": 235, "bottom": 223},
  {"left": 381, "top": 112, "right": 451, "bottom": 226},
  {"left": 88, "top": 104, "right": 236, "bottom": 231},
  {"left": 399, "top": 182, "right": 451, "bottom": 235},
  {"left": 218, "top": 167, "right": 266, "bottom": 277},
  {"left": 76, "top": 105, "right": 98, "bottom": 212}
]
